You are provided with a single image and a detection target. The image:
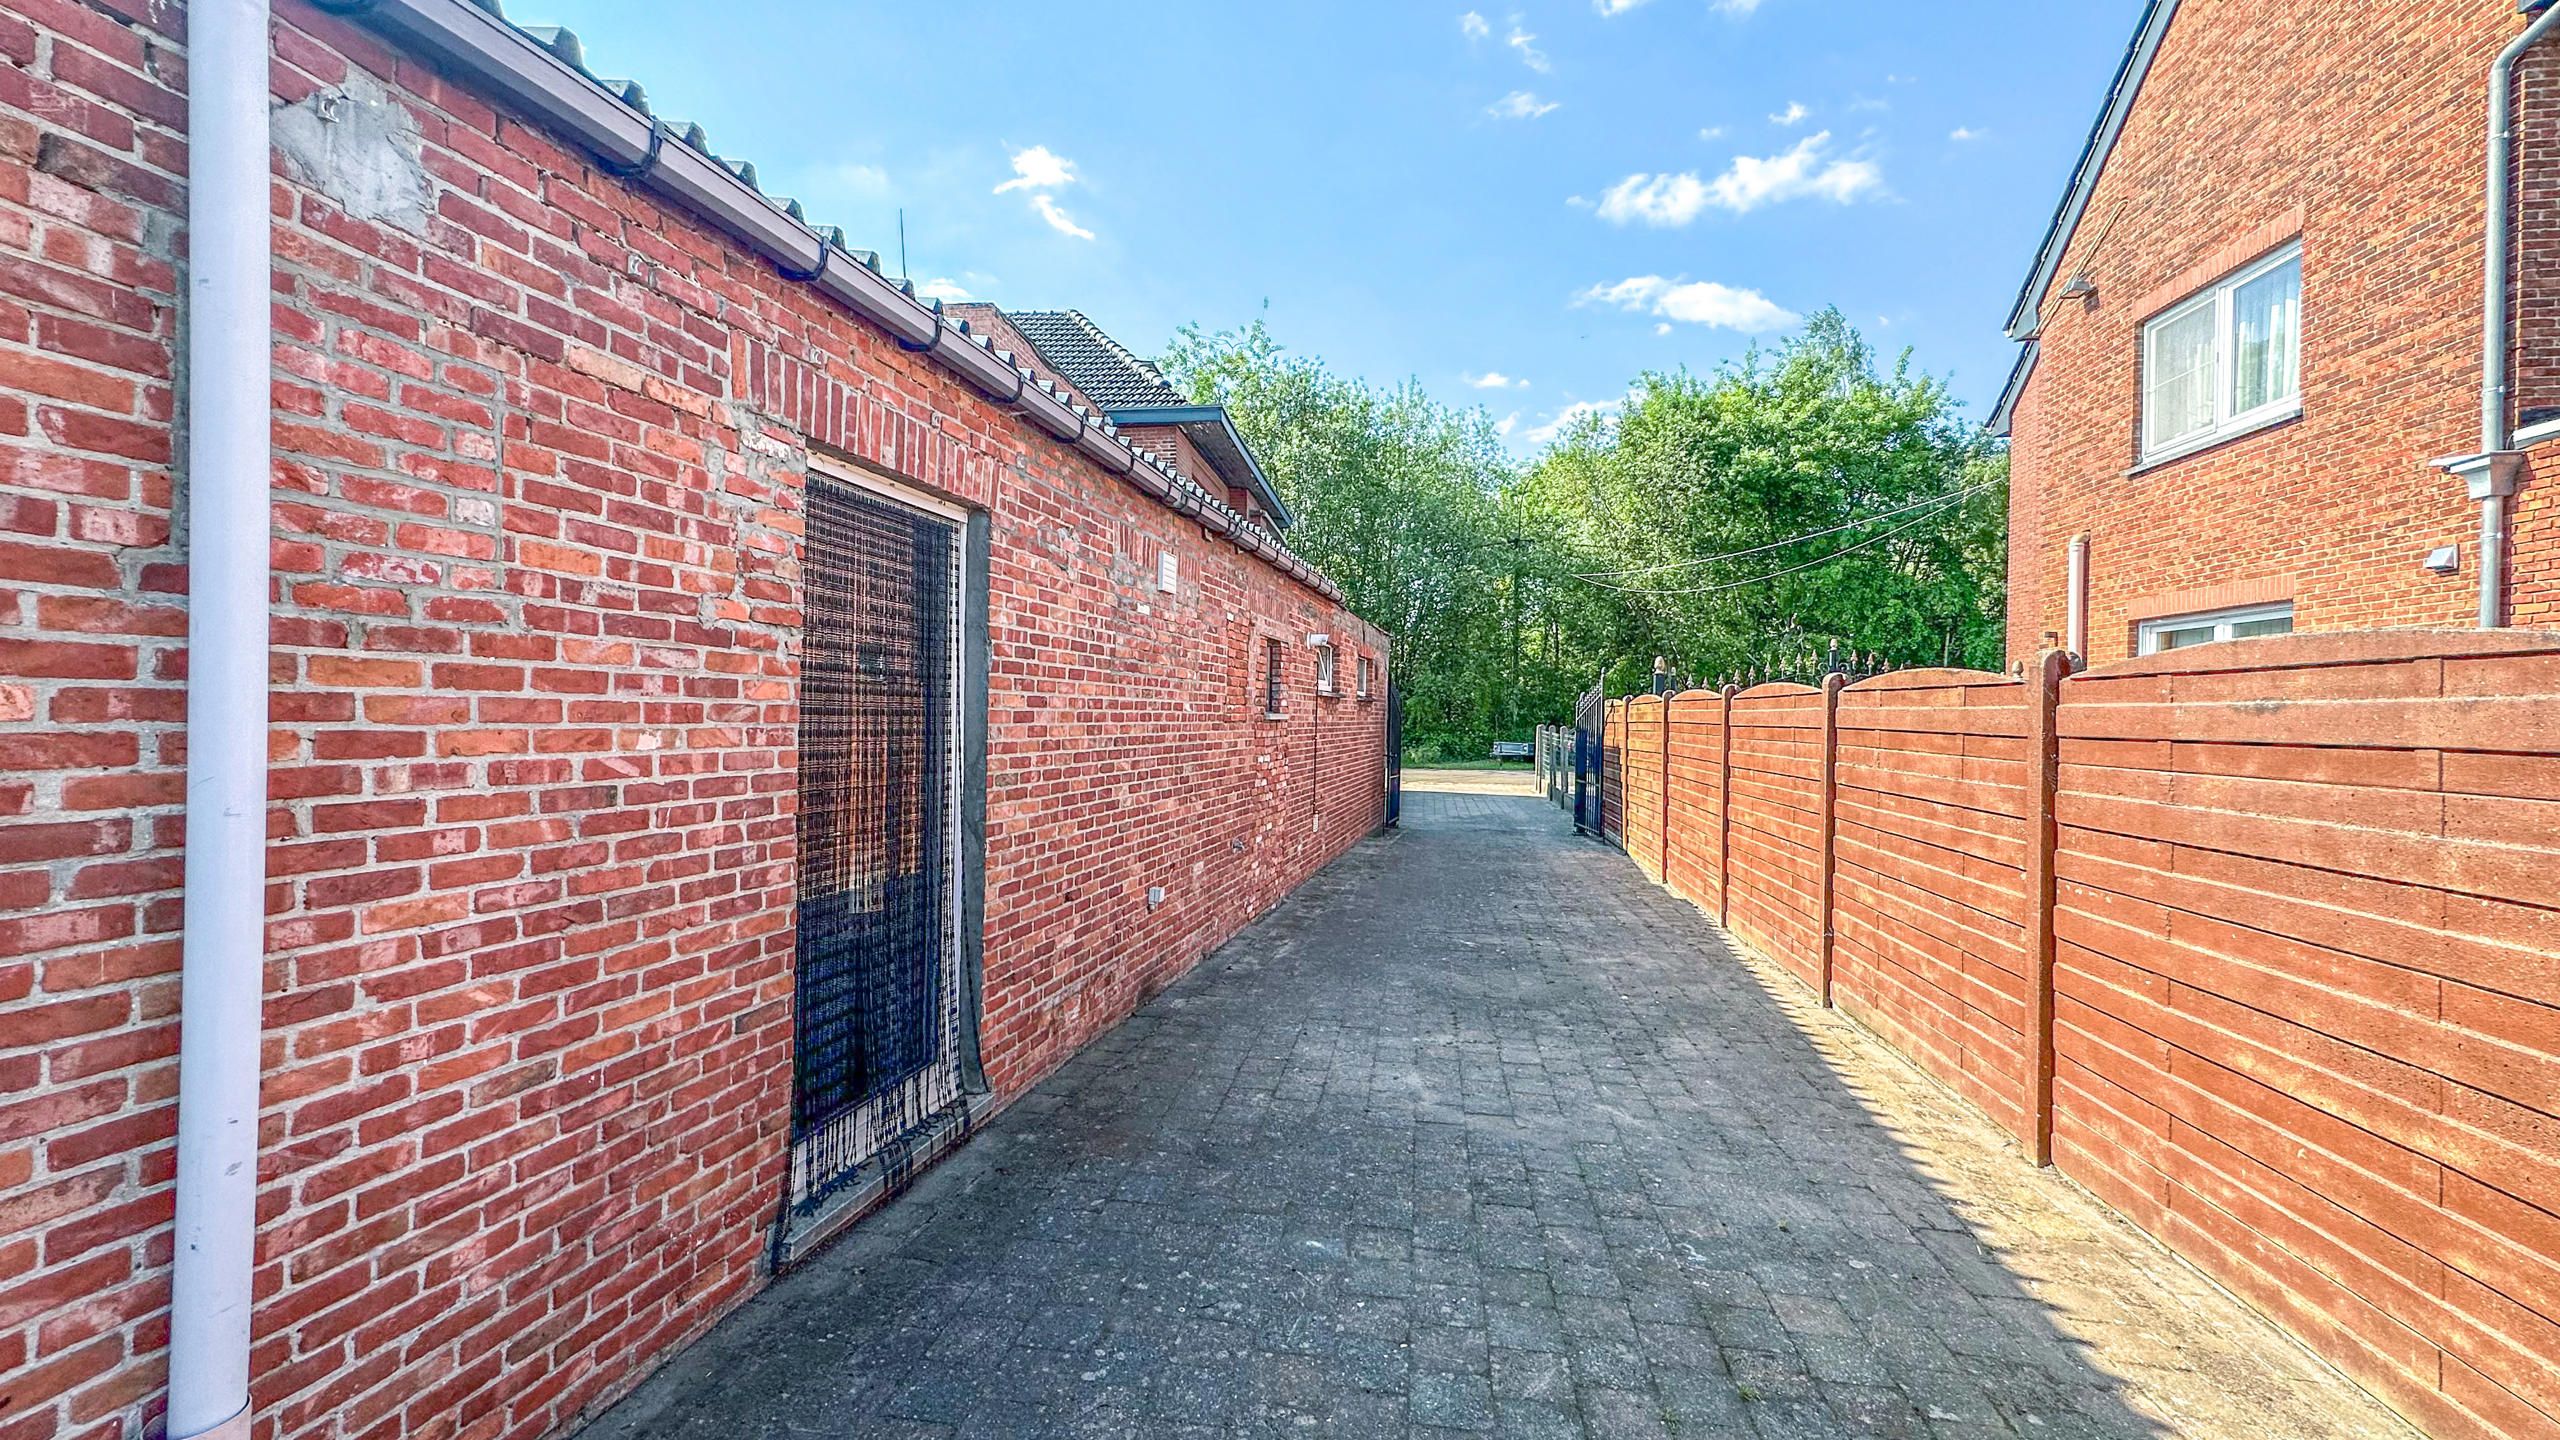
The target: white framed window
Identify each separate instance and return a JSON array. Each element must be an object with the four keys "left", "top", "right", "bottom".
[
  {"left": 1356, "top": 654, "right": 1373, "bottom": 700},
  {"left": 2142, "top": 243, "right": 2302, "bottom": 463},
  {"left": 2136, "top": 601, "right": 2295, "bottom": 655},
  {"left": 1315, "top": 643, "right": 1337, "bottom": 696}
]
